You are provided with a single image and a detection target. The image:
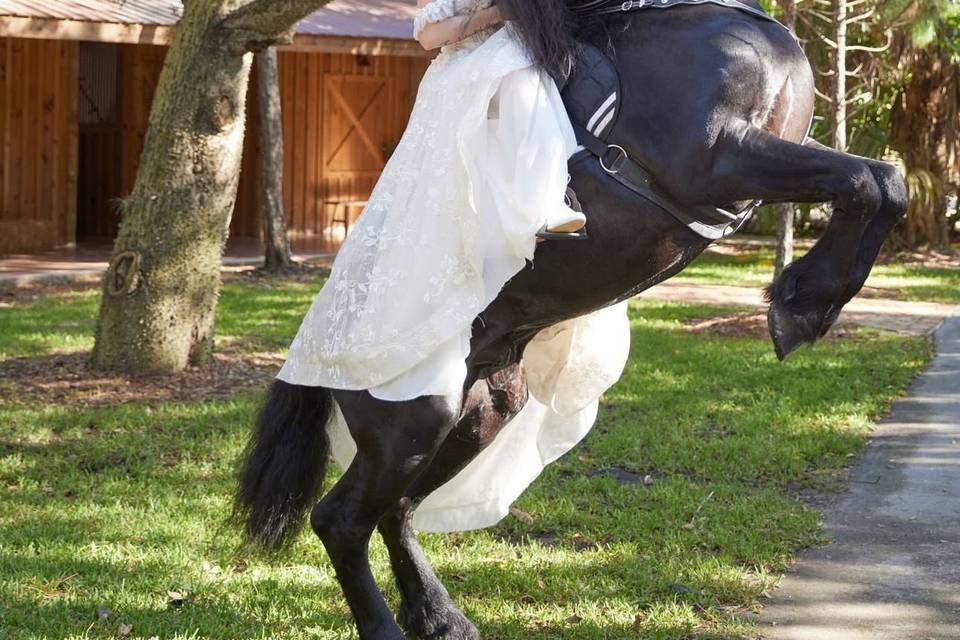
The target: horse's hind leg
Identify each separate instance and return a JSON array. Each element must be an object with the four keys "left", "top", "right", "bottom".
[
  {"left": 694, "top": 124, "right": 906, "bottom": 357},
  {"left": 312, "top": 390, "right": 460, "bottom": 640},
  {"left": 378, "top": 367, "right": 527, "bottom": 640}
]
